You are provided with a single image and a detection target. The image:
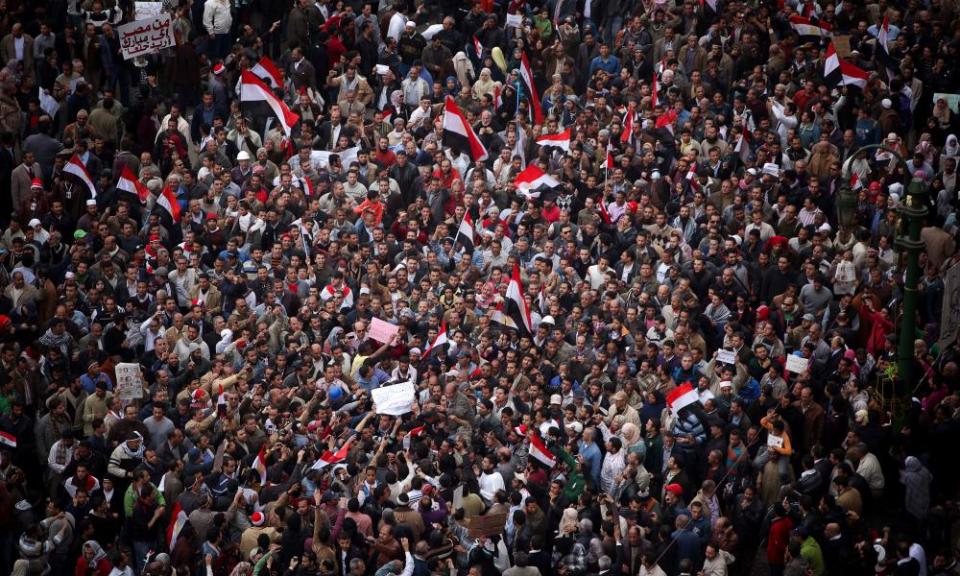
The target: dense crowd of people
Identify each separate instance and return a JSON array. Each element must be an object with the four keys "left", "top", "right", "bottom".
[{"left": 1, "top": 0, "right": 960, "bottom": 575}]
